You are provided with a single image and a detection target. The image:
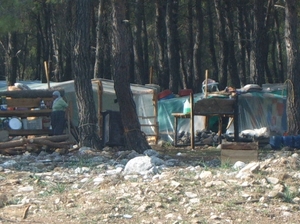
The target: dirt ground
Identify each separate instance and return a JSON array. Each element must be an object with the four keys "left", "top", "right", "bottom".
[{"left": 0, "top": 145, "right": 300, "bottom": 224}]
